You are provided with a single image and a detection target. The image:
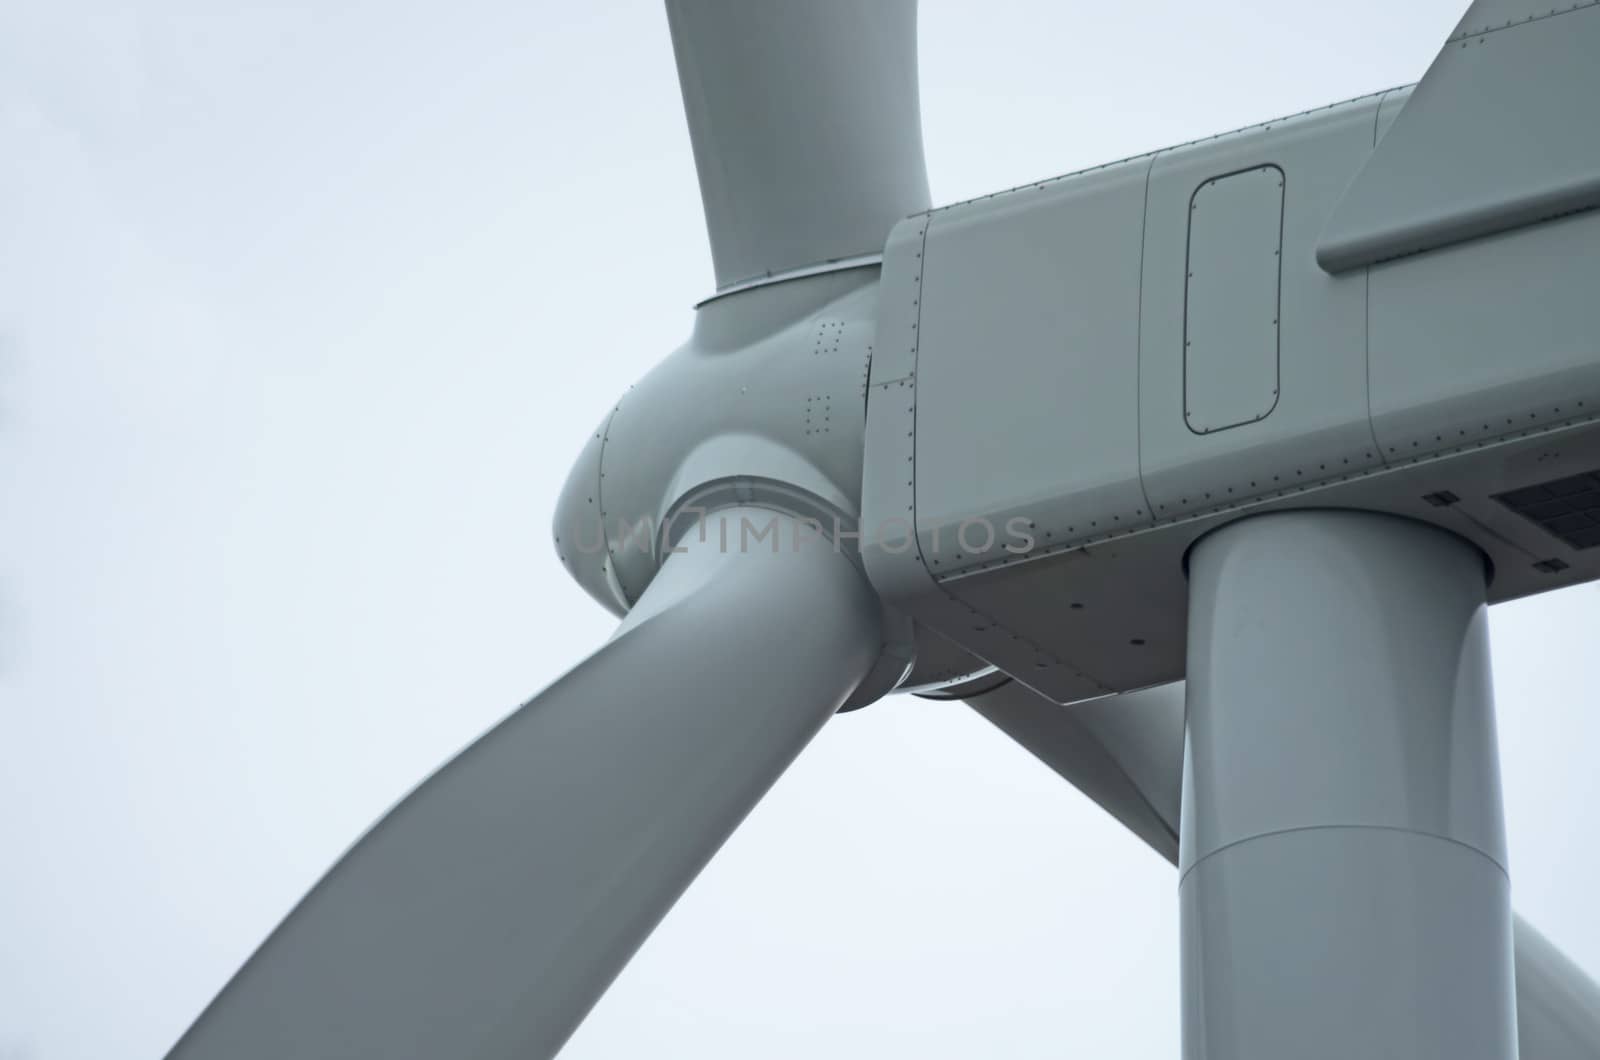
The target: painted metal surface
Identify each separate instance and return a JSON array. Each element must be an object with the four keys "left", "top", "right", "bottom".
[
  {"left": 968, "top": 675, "right": 1600, "bottom": 1060},
  {"left": 1181, "top": 512, "right": 1515, "bottom": 1059},
  {"left": 1318, "top": 1, "right": 1600, "bottom": 272},
  {"left": 1368, "top": 209, "right": 1600, "bottom": 461},
  {"left": 909, "top": 159, "right": 1151, "bottom": 570},
  {"left": 1139, "top": 97, "right": 1381, "bottom": 522},
  {"left": 569, "top": 269, "right": 878, "bottom": 609}
]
